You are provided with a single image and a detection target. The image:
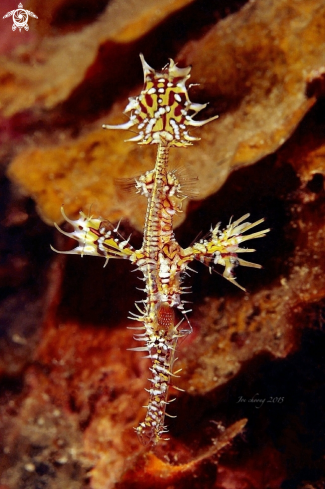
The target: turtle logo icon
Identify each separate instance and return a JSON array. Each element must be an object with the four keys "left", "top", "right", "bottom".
[{"left": 3, "top": 3, "right": 38, "bottom": 32}]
